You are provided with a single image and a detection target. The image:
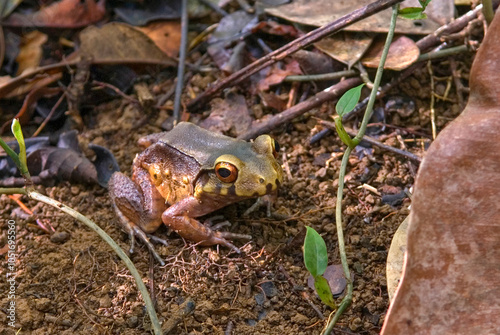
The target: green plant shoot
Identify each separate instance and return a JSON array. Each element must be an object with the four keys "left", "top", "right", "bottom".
[
  {"left": 0, "top": 119, "right": 30, "bottom": 178},
  {"left": 398, "top": 0, "right": 431, "bottom": 20},
  {"left": 334, "top": 84, "right": 364, "bottom": 149},
  {"left": 304, "top": 226, "right": 336, "bottom": 309},
  {"left": 11, "top": 119, "right": 30, "bottom": 178}
]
